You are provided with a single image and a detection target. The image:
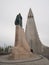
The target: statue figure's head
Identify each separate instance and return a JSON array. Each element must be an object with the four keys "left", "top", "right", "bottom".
[{"left": 15, "top": 13, "right": 22, "bottom": 27}]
